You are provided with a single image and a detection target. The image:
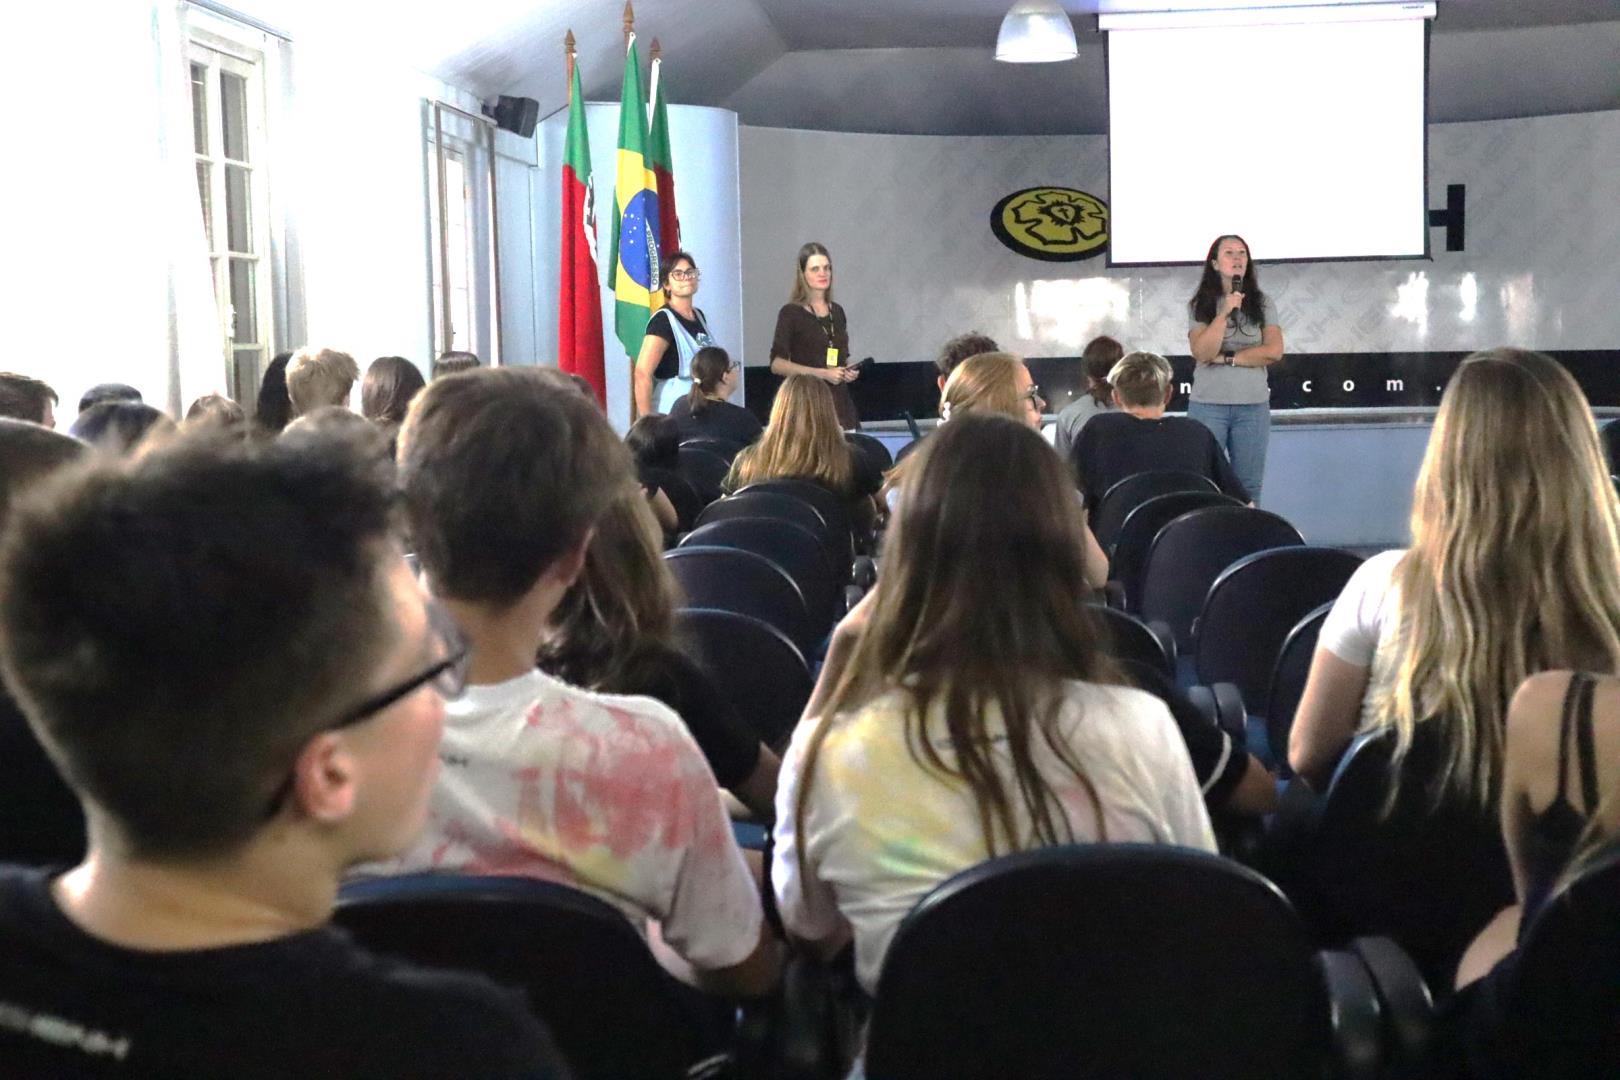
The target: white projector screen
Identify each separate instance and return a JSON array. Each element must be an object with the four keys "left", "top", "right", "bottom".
[{"left": 1106, "top": 16, "right": 1428, "bottom": 265}]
